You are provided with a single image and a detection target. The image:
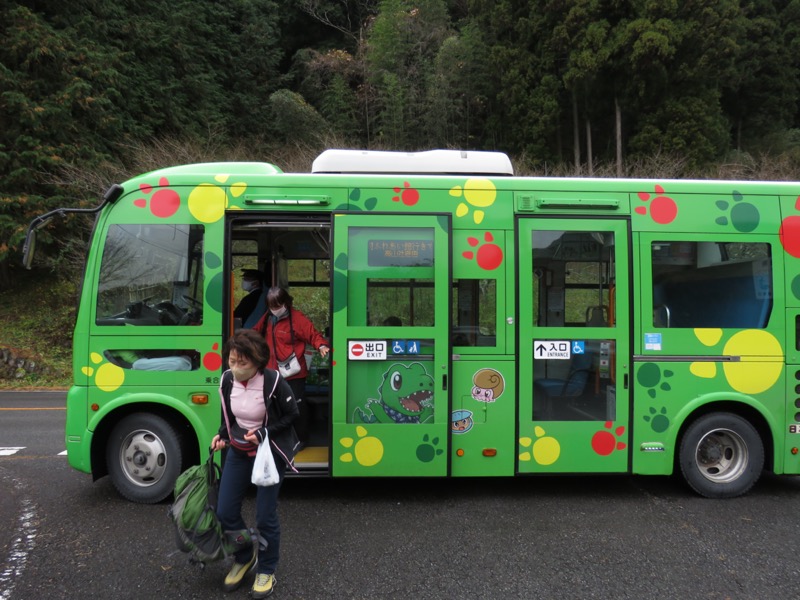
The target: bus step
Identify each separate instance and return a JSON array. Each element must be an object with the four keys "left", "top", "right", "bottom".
[{"left": 294, "top": 445, "right": 328, "bottom": 470}]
